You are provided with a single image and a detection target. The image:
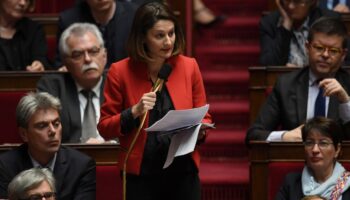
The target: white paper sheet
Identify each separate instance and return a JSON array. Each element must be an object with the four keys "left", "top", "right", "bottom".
[
  {"left": 145, "top": 104, "right": 209, "bottom": 132},
  {"left": 144, "top": 104, "right": 210, "bottom": 168},
  {"left": 163, "top": 124, "right": 202, "bottom": 168}
]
